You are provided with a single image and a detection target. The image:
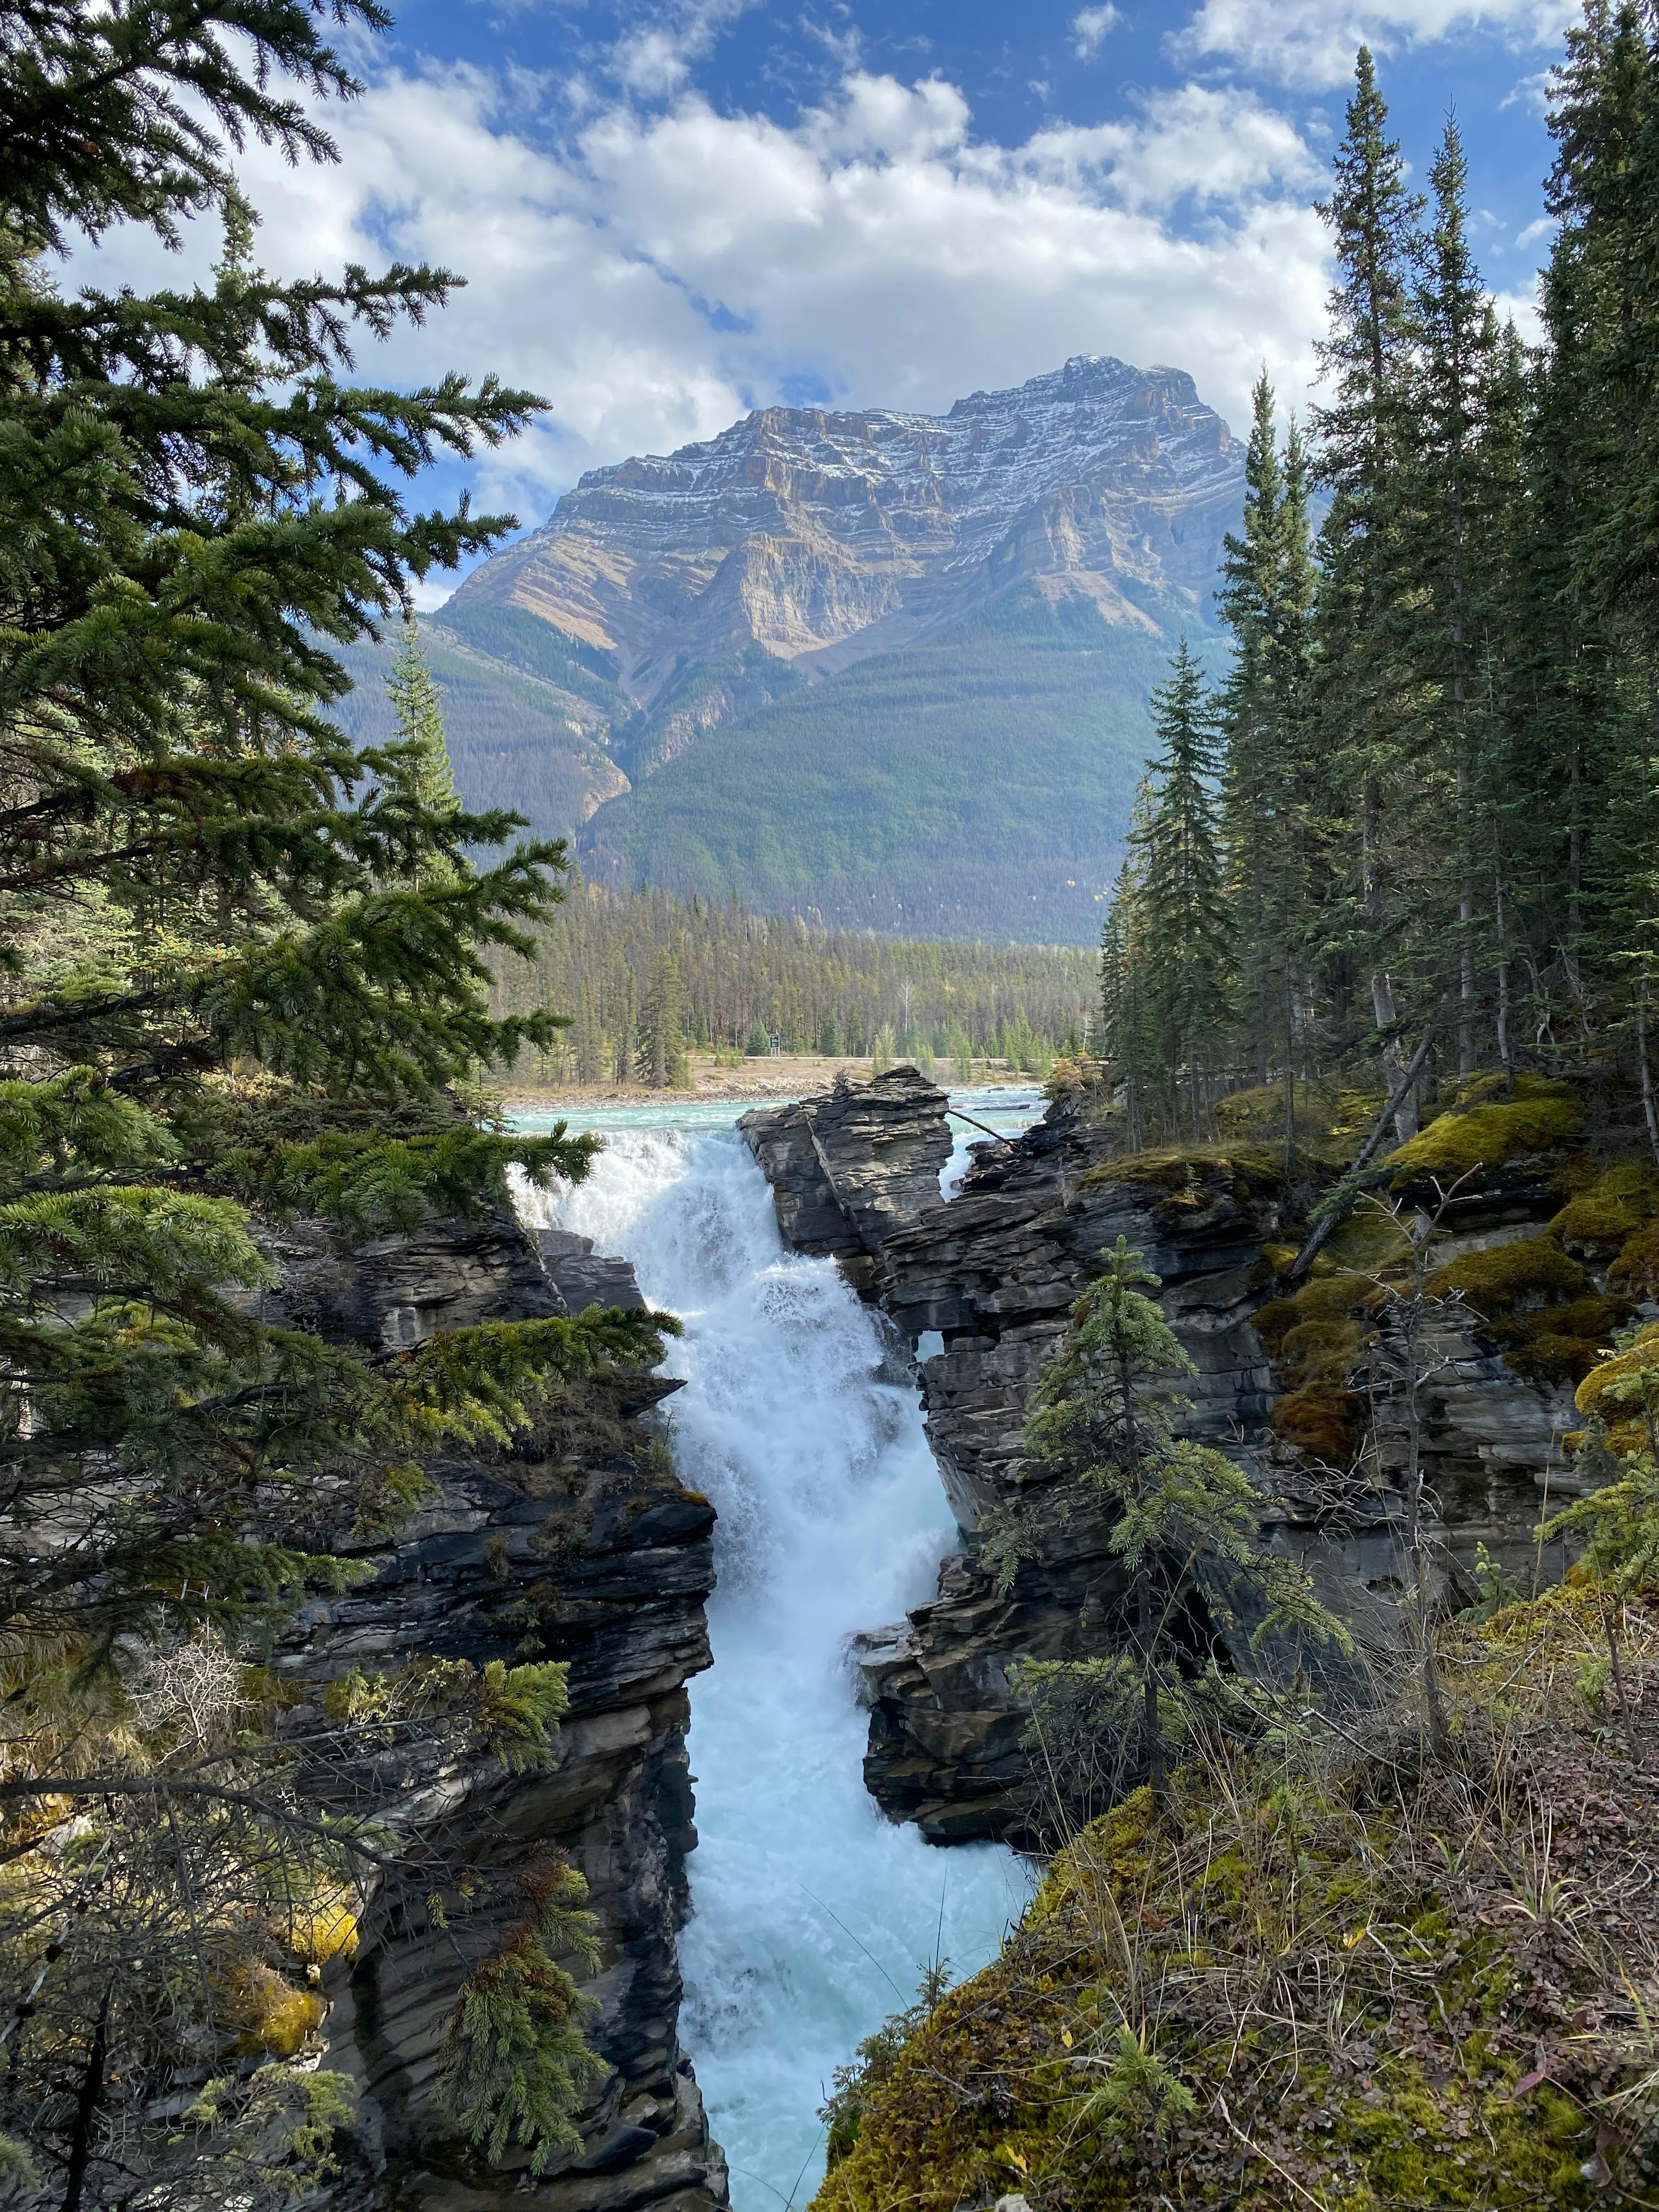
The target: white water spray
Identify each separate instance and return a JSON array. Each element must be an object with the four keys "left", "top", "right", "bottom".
[{"left": 515, "top": 1125, "right": 1025, "bottom": 2210}]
